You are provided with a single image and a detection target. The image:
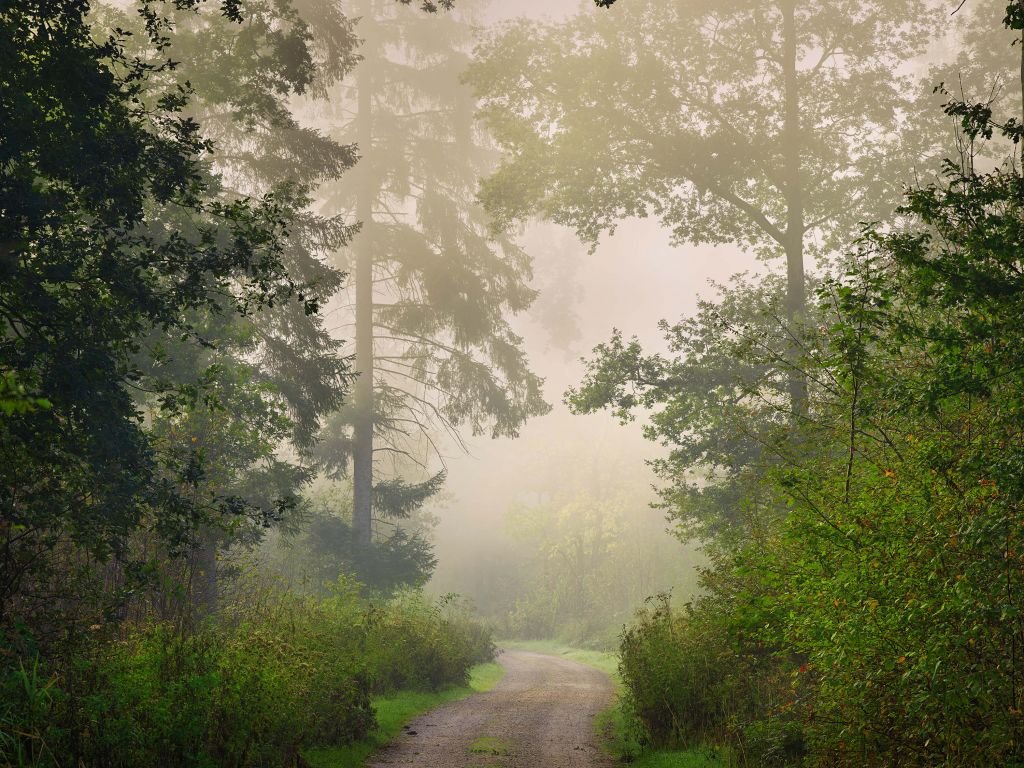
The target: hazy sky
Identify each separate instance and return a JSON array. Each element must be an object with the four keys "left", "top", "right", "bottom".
[{"left": 429, "top": 215, "right": 753, "bottom": 599}]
